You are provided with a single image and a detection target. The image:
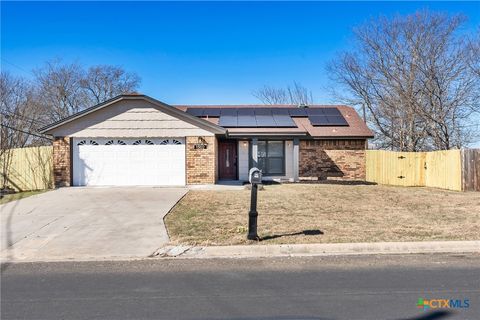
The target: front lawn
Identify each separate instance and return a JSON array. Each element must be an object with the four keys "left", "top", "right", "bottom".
[
  {"left": 0, "top": 190, "right": 48, "bottom": 205},
  {"left": 165, "top": 184, "right": 480, "bottom": 245}
]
